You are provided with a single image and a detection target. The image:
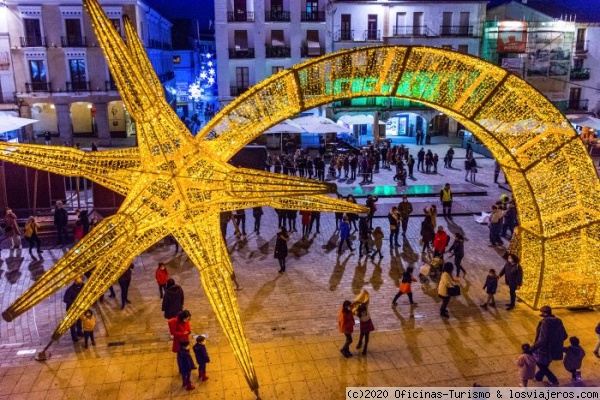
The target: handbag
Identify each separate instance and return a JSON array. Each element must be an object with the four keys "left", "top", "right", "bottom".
[{"left": 447, "top": 285, "right": 461, "bottom": 297}]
